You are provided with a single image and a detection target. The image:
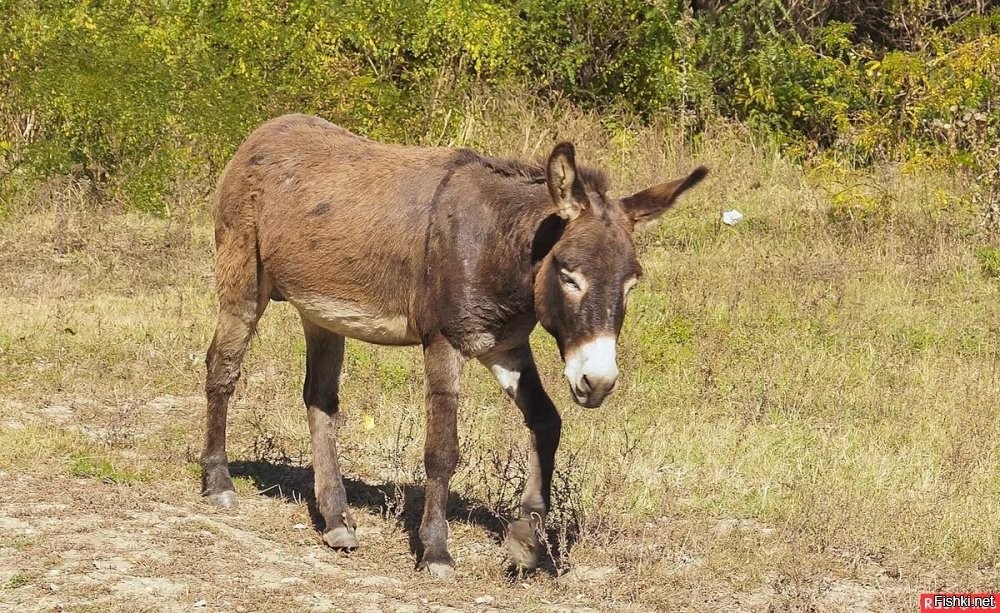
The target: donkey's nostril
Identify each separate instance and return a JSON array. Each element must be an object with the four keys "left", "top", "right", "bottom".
[{"left": 580, "top": 370, "right": 618, "bottom": 398}]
